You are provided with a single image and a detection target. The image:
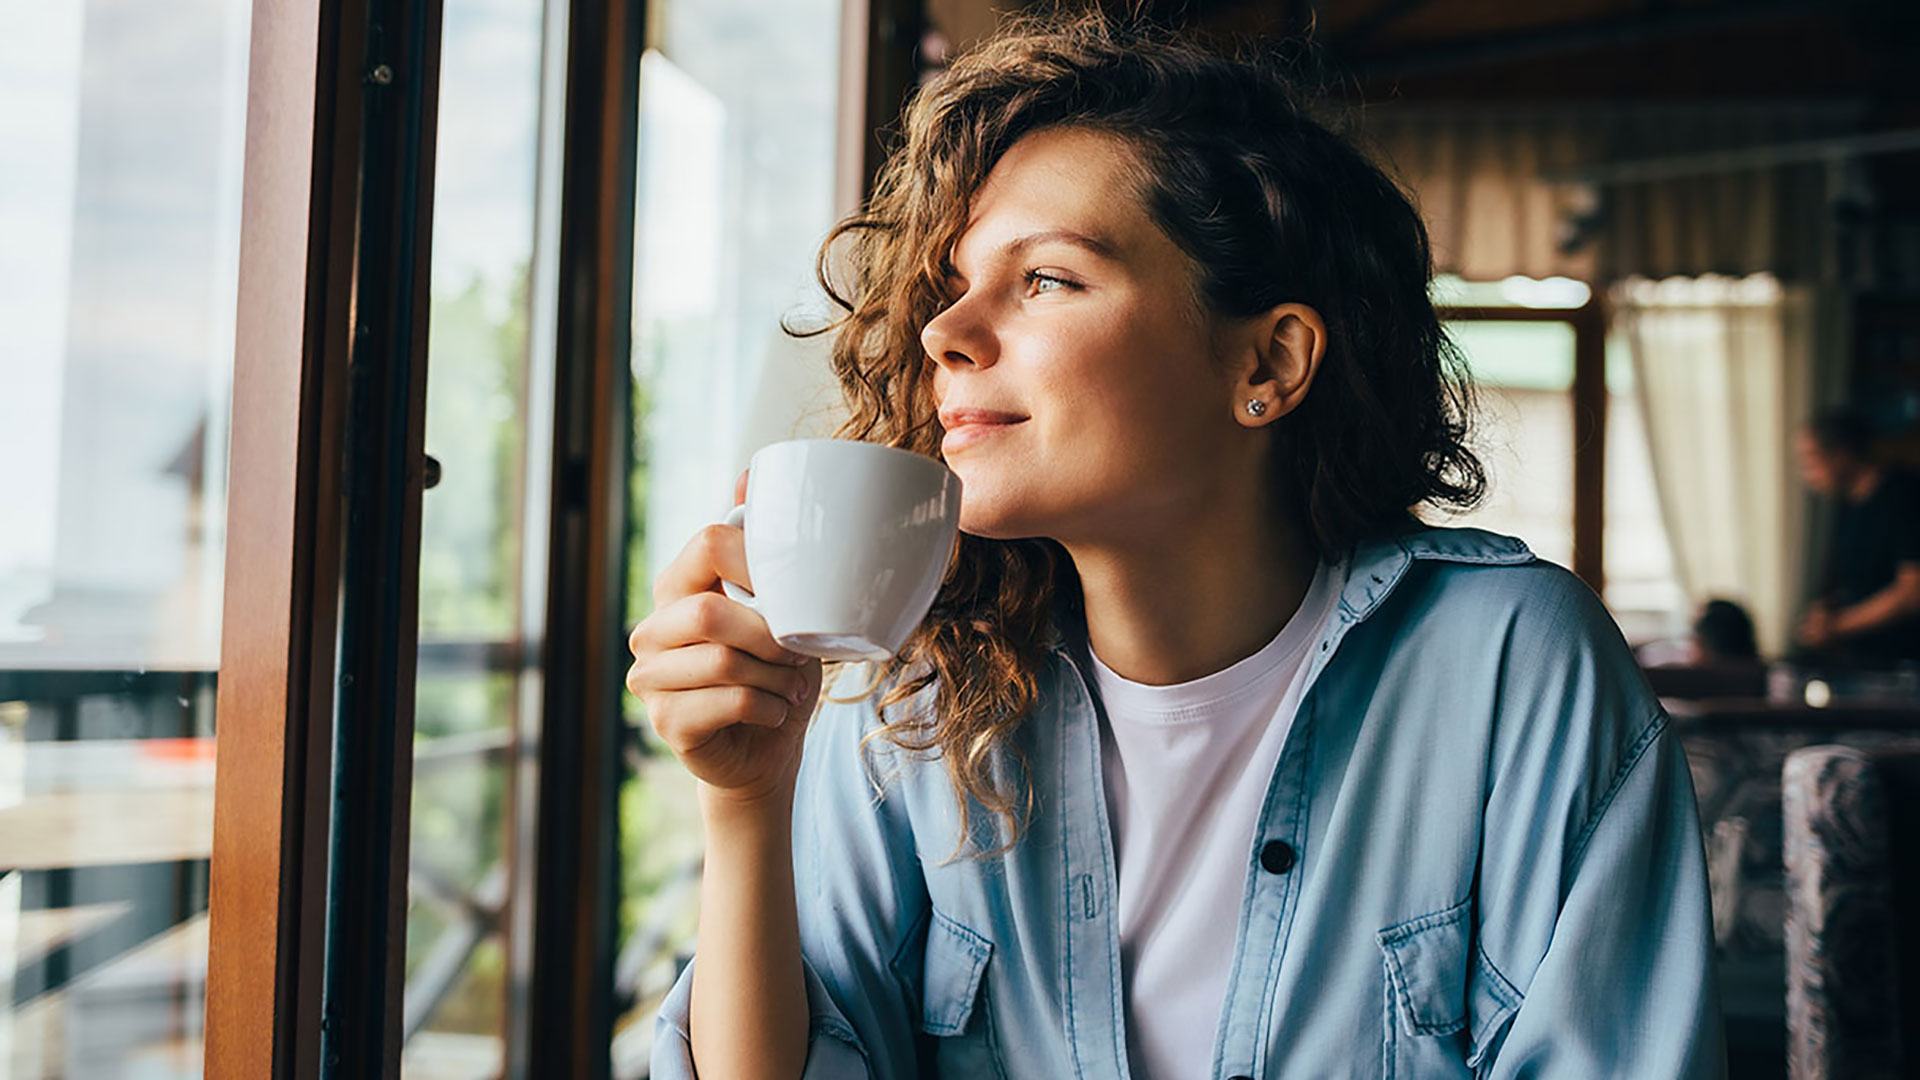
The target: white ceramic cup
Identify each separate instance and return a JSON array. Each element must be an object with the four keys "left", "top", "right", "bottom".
[{"left": 720, "top": 438, "right": 963, "bottom": 661}]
